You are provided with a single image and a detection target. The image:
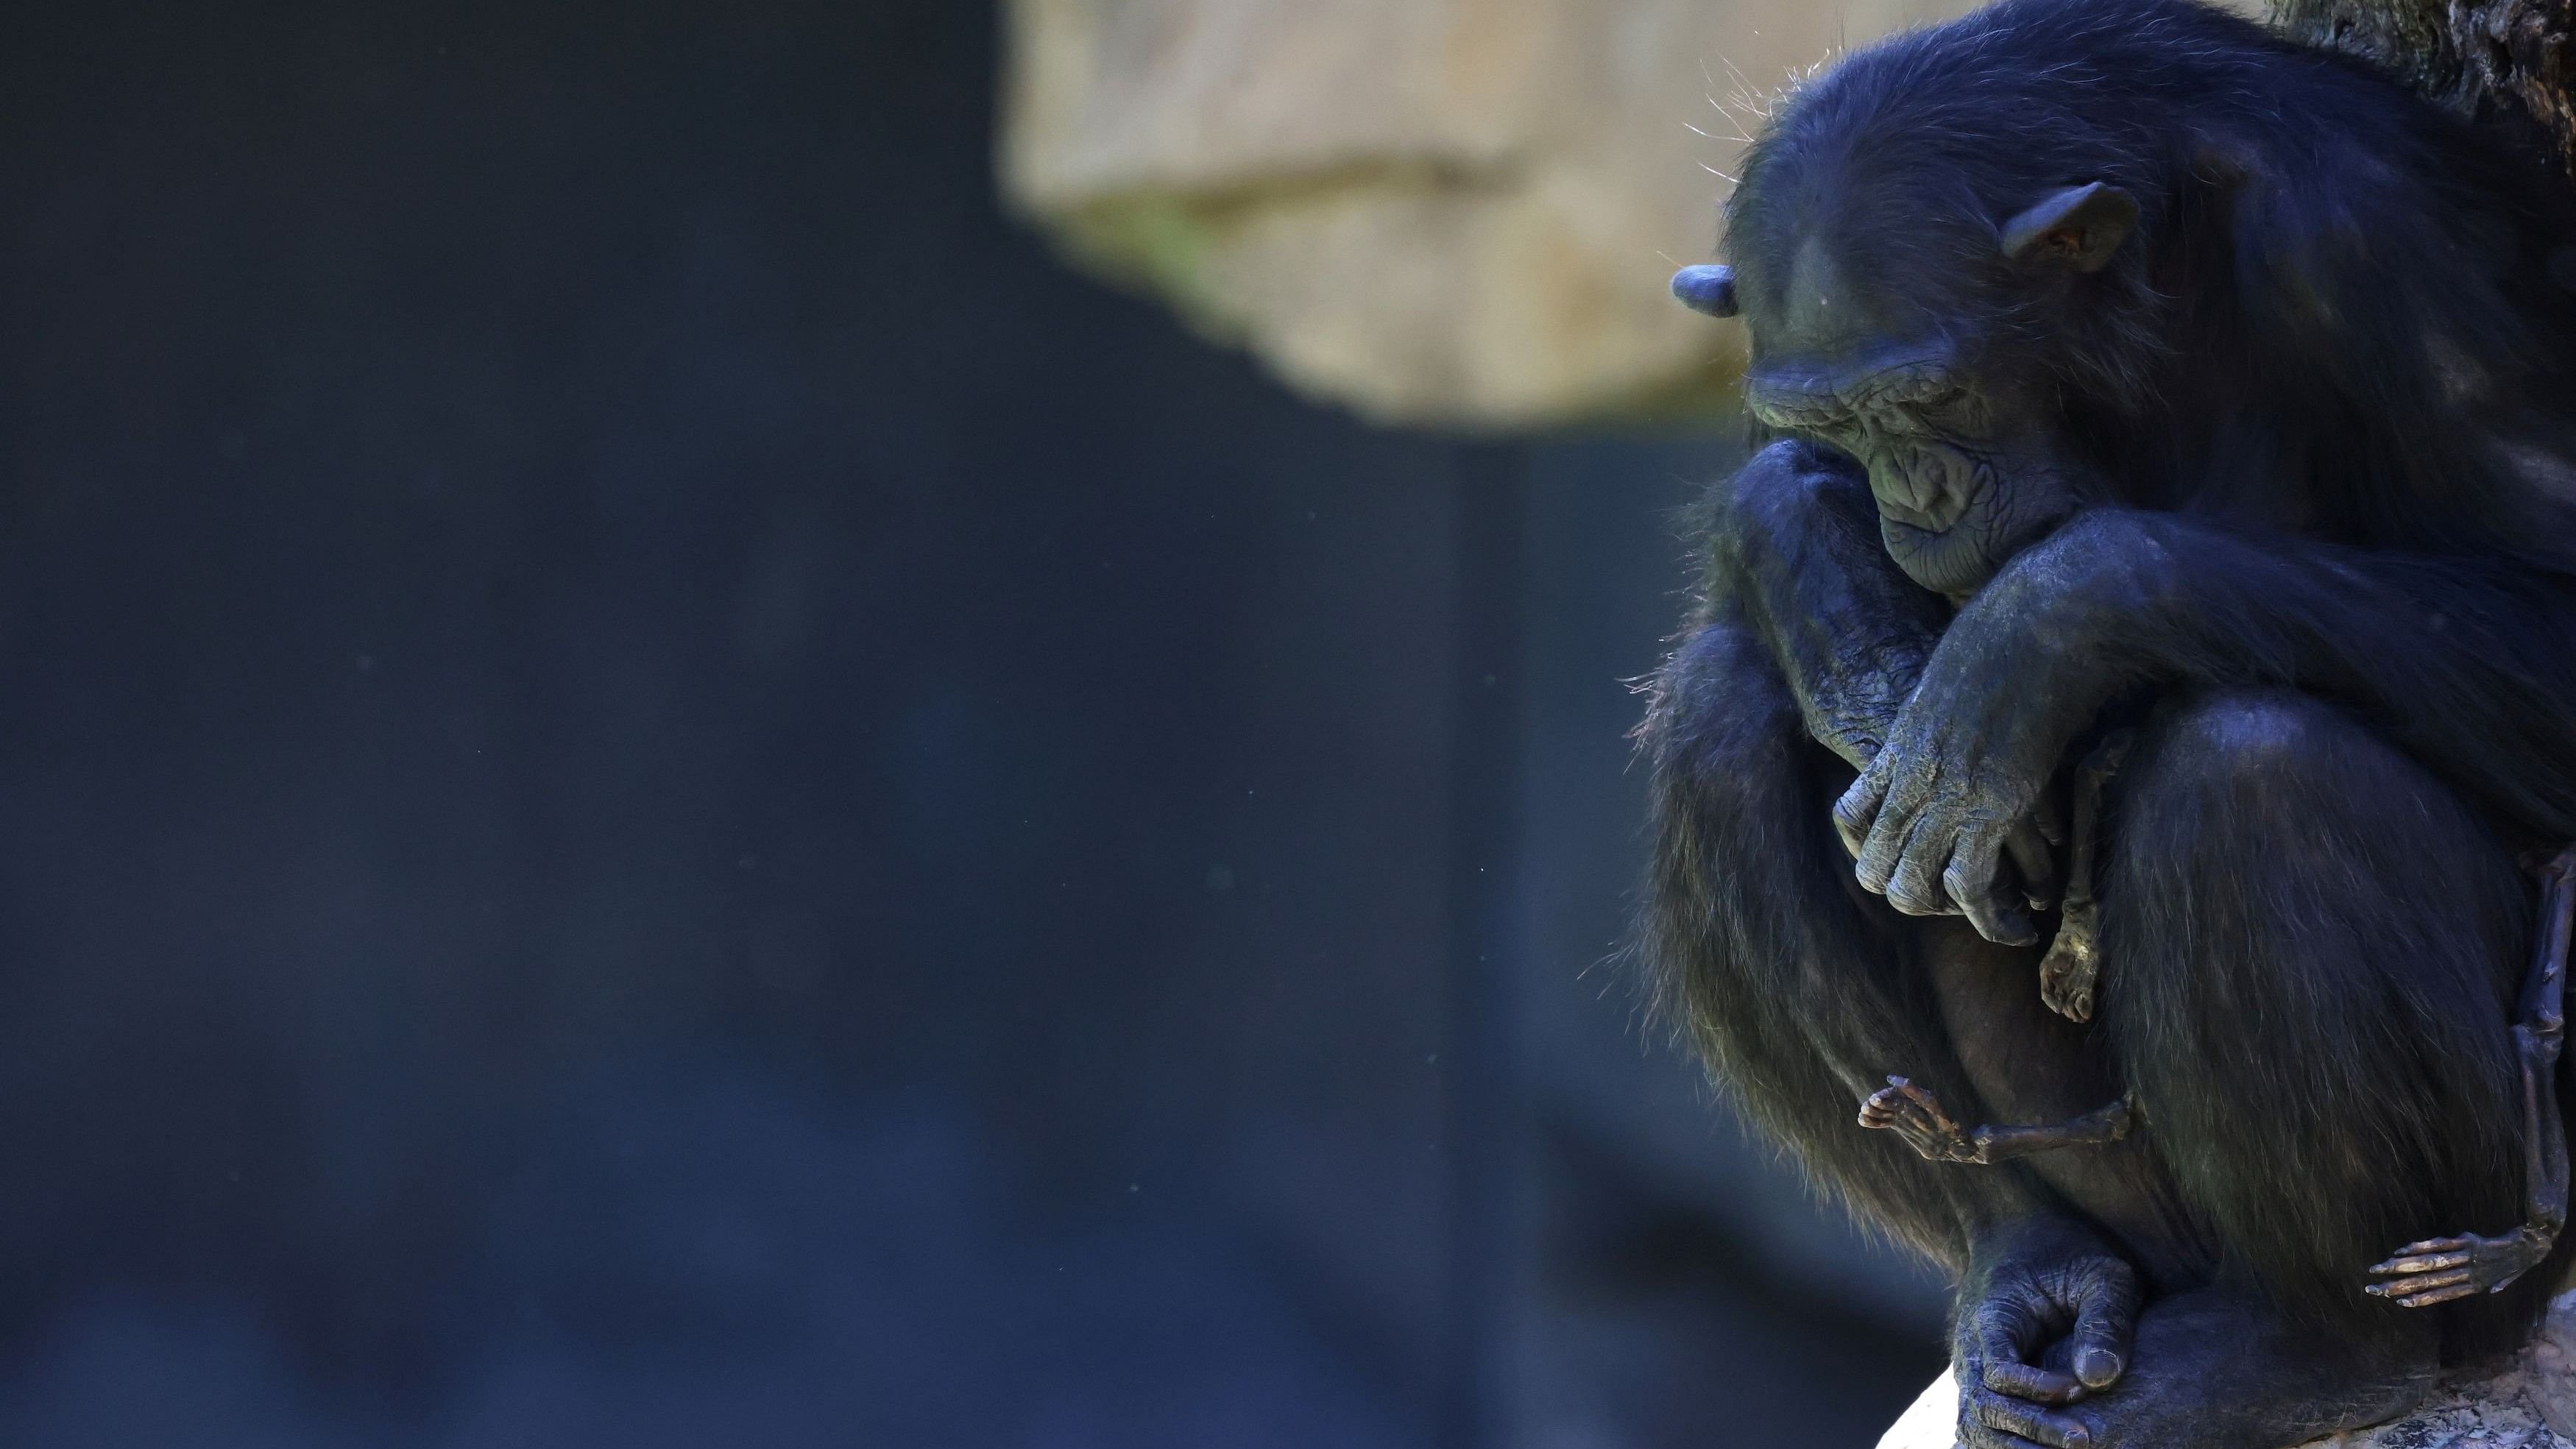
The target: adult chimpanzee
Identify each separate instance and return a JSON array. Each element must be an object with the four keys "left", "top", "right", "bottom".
[{"left": 1638, "top": 0, "right": 2576, "bottom": 1444}]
